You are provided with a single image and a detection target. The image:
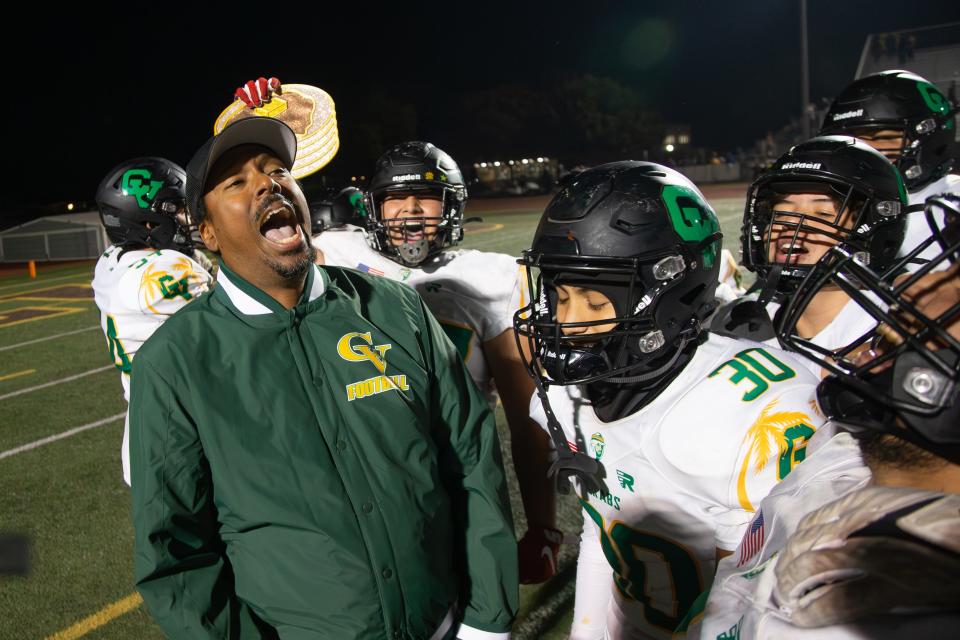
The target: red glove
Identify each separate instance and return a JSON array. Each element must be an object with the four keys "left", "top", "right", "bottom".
[
  {"left": 234, "top": 77, "right": 282, "bottom": 108},
  {"left": 518, "top": 525, "right": 563, "bottom": 584}
]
